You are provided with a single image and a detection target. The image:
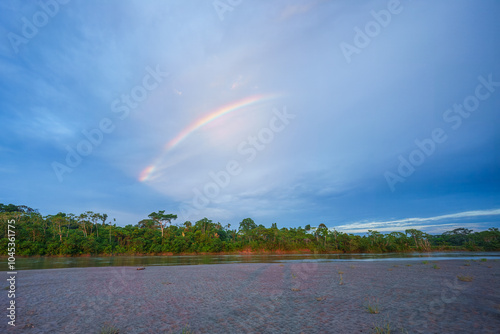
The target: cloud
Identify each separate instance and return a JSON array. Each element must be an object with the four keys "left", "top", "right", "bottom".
[
  {"left": 1, "top": 0, "right": 499, "bottom": 229},
  {"left": 279, "top": 1, "right": 318, "bottom": 20},
  {"left": 335, "top": 209, "right": 500, "bottom": 234},
  {"left": 230, "top": 75, "right": 246, "bottom": 90}
]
